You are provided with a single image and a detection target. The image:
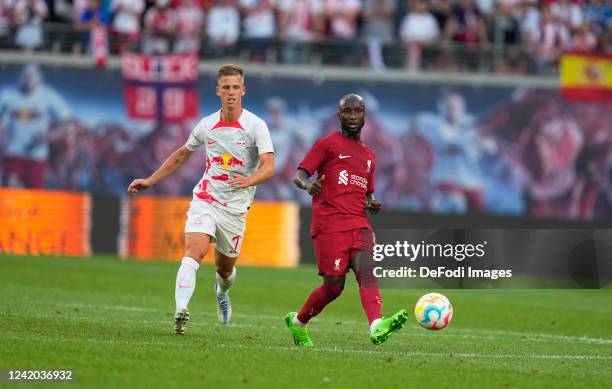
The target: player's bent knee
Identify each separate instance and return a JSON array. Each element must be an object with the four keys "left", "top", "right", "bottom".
[
  {"left": 185, "top": 244, "right": 208, "bottom": 263},
  {"left": 184, "top": 233, "right": 211, "bottom": 263},
  {"left": 355, "top": 267, "right": 378, "bottom": 288},
  {"left": 216, "top": 267, "right": 233, "bottom": 279},
  {"left": 323, "top": 275, "right": 346, "bottom": 284},
  {"left": 322, "top": 278, "right": 345, "bottom": 299}
]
